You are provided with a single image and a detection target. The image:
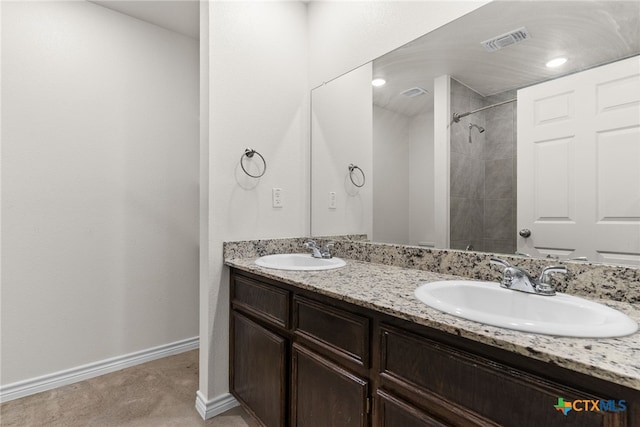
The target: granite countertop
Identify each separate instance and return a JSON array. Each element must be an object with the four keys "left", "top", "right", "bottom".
[{"left": 226, "top": 256, "right": 640, "bottom": 391}]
